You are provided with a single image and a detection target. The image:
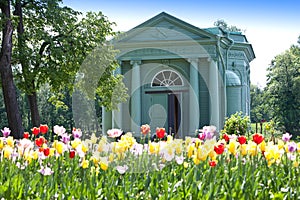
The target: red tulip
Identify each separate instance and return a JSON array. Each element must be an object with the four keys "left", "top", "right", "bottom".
[
  {"left": 39, "top": 124, "right": 49, "bottom": 134},
  {"left": 31, "top": 127, "right": 40, "bottom": 136},
  {"left": 23, "top": 132, "right": 29, "bottom": 139},
  {"left": 238, "top": 136, "right": 247, "bottom": 145},
  {"left": 43, "top": 148, "right": 50, "bottom": 156},
  {"left": 35, "top": 137, "right": 47, "bottom": 147},
  {"left": 222, "top": 134, "right": 230, "bottom": 142},
  {"left": 214, "top": 143, "right": 225, "bottom": 155},
  {"left": 69, "top": 150, "right": 75, "bottom": 159},
  {"left": 209, "top": 160, "right": 217, "bottom": 167},
  {"left": 156, "top": 128, "right": 165, "bottom": 139},
  {"left": 252, "top": 133, "right": 264, "bottom": 145}
]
